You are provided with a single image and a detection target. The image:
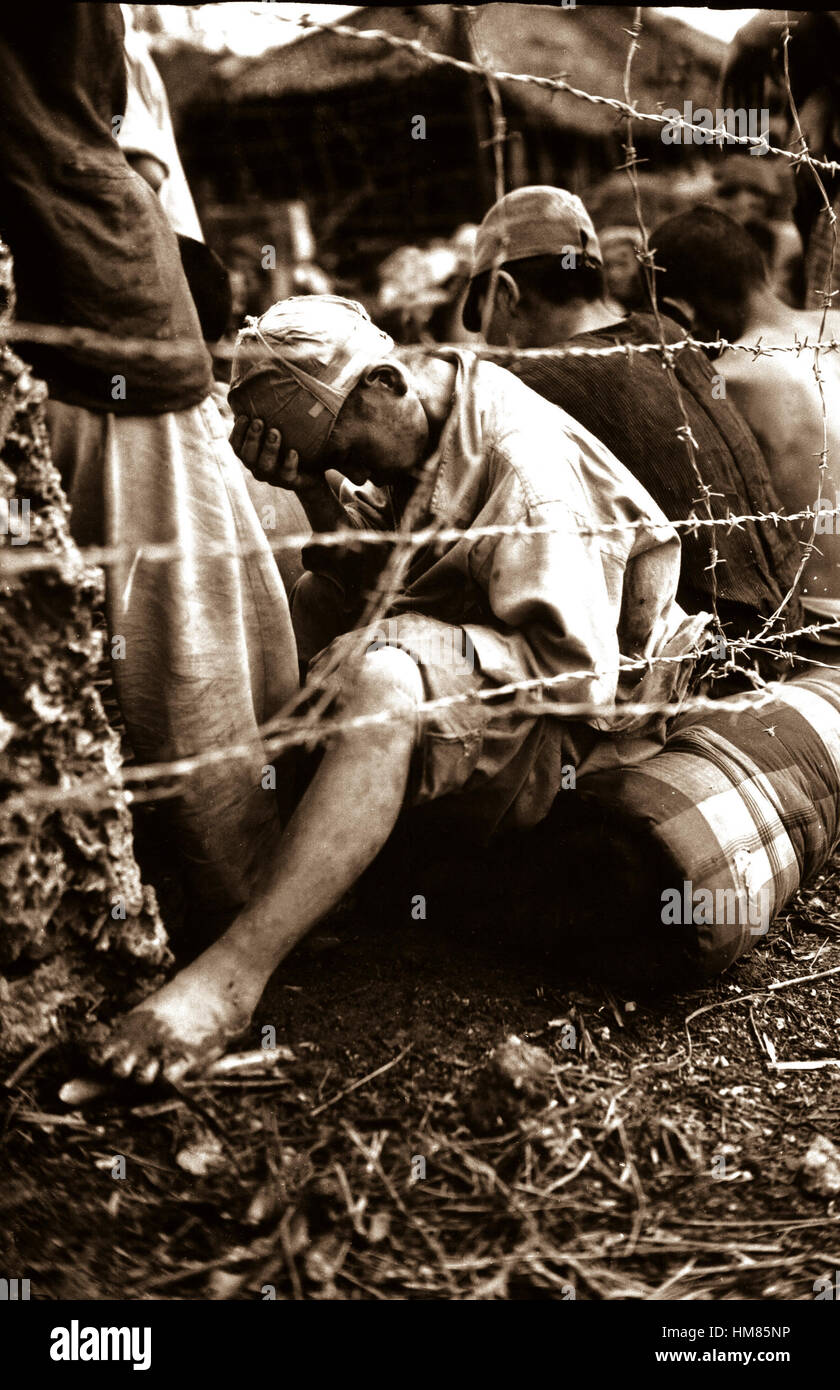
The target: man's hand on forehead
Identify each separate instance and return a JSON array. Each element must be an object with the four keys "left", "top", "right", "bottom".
[
  {"left": 231, "top": 413, "right": 349, "bottom": 534},
  {"left": 231, "top": 415, "right": 281, "bottom": 481},
  {"left": 231, "top": 414, "right": 317, "bottom": 493}
]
